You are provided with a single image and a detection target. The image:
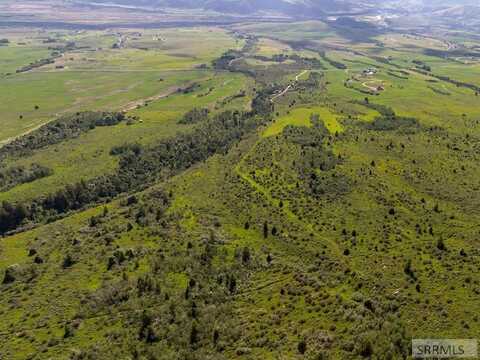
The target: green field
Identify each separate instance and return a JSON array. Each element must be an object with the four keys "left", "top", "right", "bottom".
[
  {"left": 0, "top": 27, "right": 242, "bottom": 143},
  {"left": 263, "top": 106, "right": 344, "bottom": 137}
]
